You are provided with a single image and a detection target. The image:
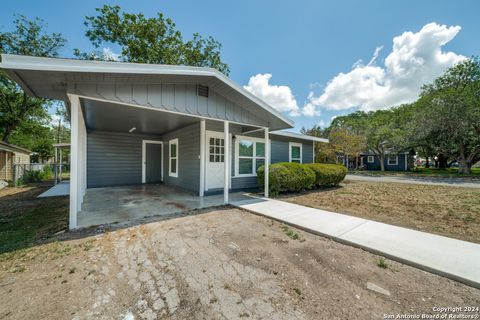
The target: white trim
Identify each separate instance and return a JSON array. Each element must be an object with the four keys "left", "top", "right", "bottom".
[
  {"left": 388, "top": 154, "right": 398, "bottom": 166},
  {"left": 367, "top": 155, "right": 374, "bottom": 163},
  {"left": 224, "top": 121, "right": 230, "bottom": 204},
  {"left": 199, "top": 120, "right": 206, "bottom": 196},
  {"left": 289, "top": 142, "right": 302, "bottom": 163},
  {"left": 264, "top": 127, "right": 269, "bottom": 198},
  {"left": 270, "top": 130, "right": 329, "bottom": 143},
  {"left": 67, "top": 94, "right": 86, "bottom": 230},
  {"left": 142, "top": 140, "right": 163, "bottom": 183},
  {"left": 234, "top": 135, "right": 267, "bottom": 177},
  {"left": 168, "top": 138, "right": 179, "bottom": 177}
]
